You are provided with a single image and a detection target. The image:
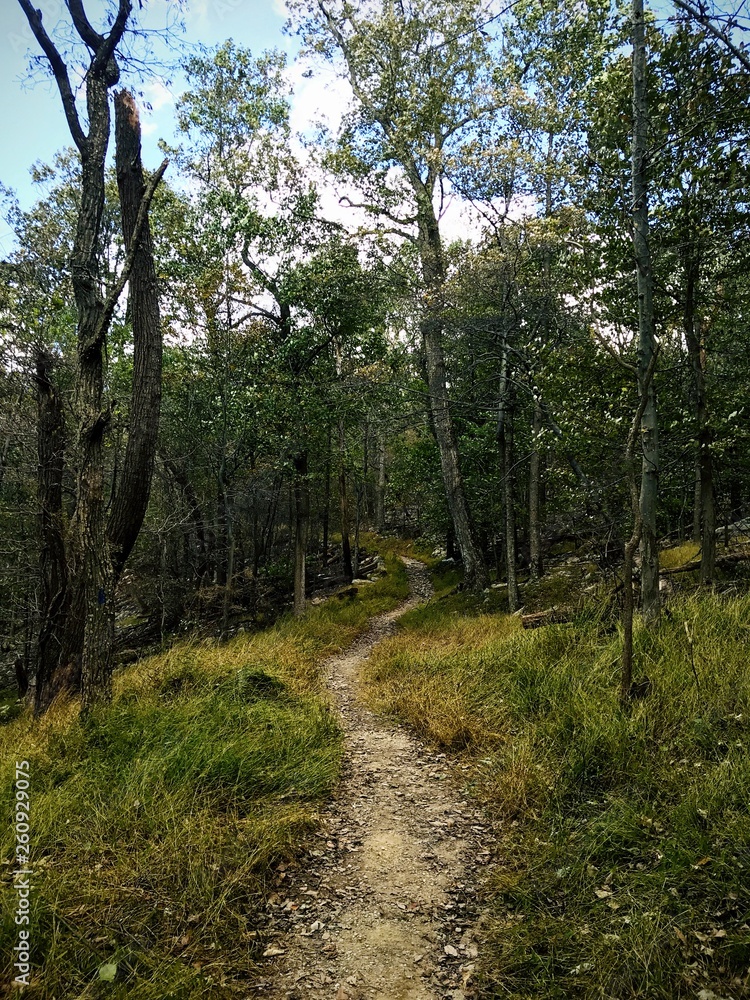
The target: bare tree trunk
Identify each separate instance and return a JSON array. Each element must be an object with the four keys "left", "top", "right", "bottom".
[
  {"left": 219, "top": 470, "right": 235, "bottom": 638},
  {"left": 502, "top": 420, "right": 519, "bottom": 613},
  {"left": 354, "top": 483, "right": 362, "bottom": 577},
  {"left": 632, "top": 0, "right": 660, "bottom": 618}
]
